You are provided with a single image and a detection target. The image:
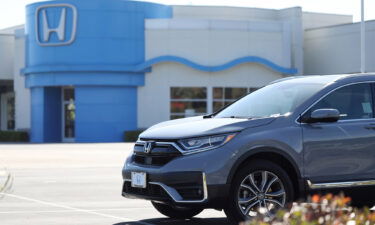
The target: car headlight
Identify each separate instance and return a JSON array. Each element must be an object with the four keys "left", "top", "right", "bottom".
[{"left": 178, "top": 133, "right": 237, "bottom": 153}]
